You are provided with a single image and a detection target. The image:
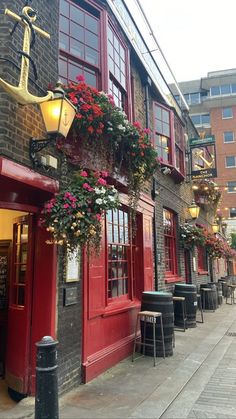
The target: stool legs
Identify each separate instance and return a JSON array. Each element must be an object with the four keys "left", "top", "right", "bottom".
[
  {"left": 153, "top": 320, "right": 156, "bottom": 366},
  {"left": 159, "top": 316, "right": 165, "bottom": 359}
]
